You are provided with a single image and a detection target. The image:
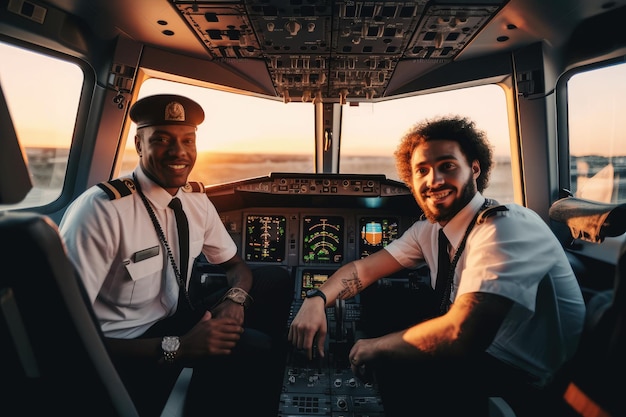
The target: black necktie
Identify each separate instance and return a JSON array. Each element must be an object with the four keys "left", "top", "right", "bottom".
[
  {"left": 168, "top": 197, "right": 190, "bottom": 296},
  {"left": 435, "top": 228, "right": 451, "bottom": 313}
]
